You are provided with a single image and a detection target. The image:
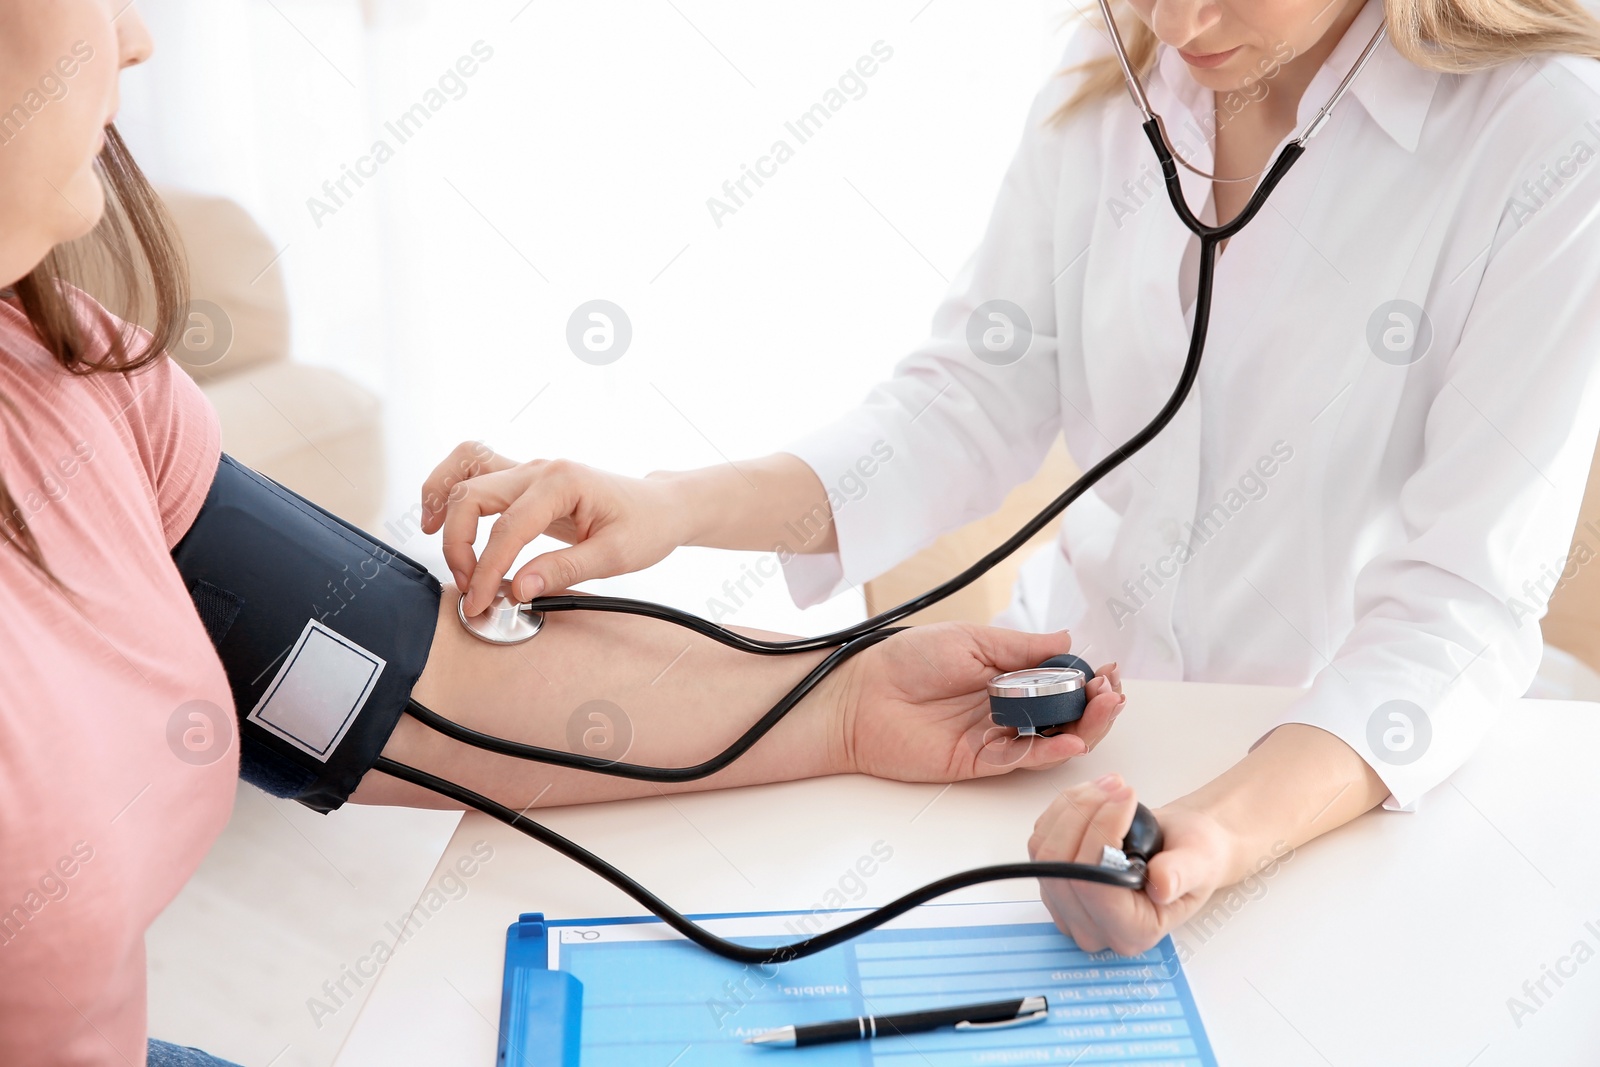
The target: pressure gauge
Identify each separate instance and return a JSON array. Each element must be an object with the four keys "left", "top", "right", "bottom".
[{"left": 987, "top": 654, "right": 1095, "bottom": 734}]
